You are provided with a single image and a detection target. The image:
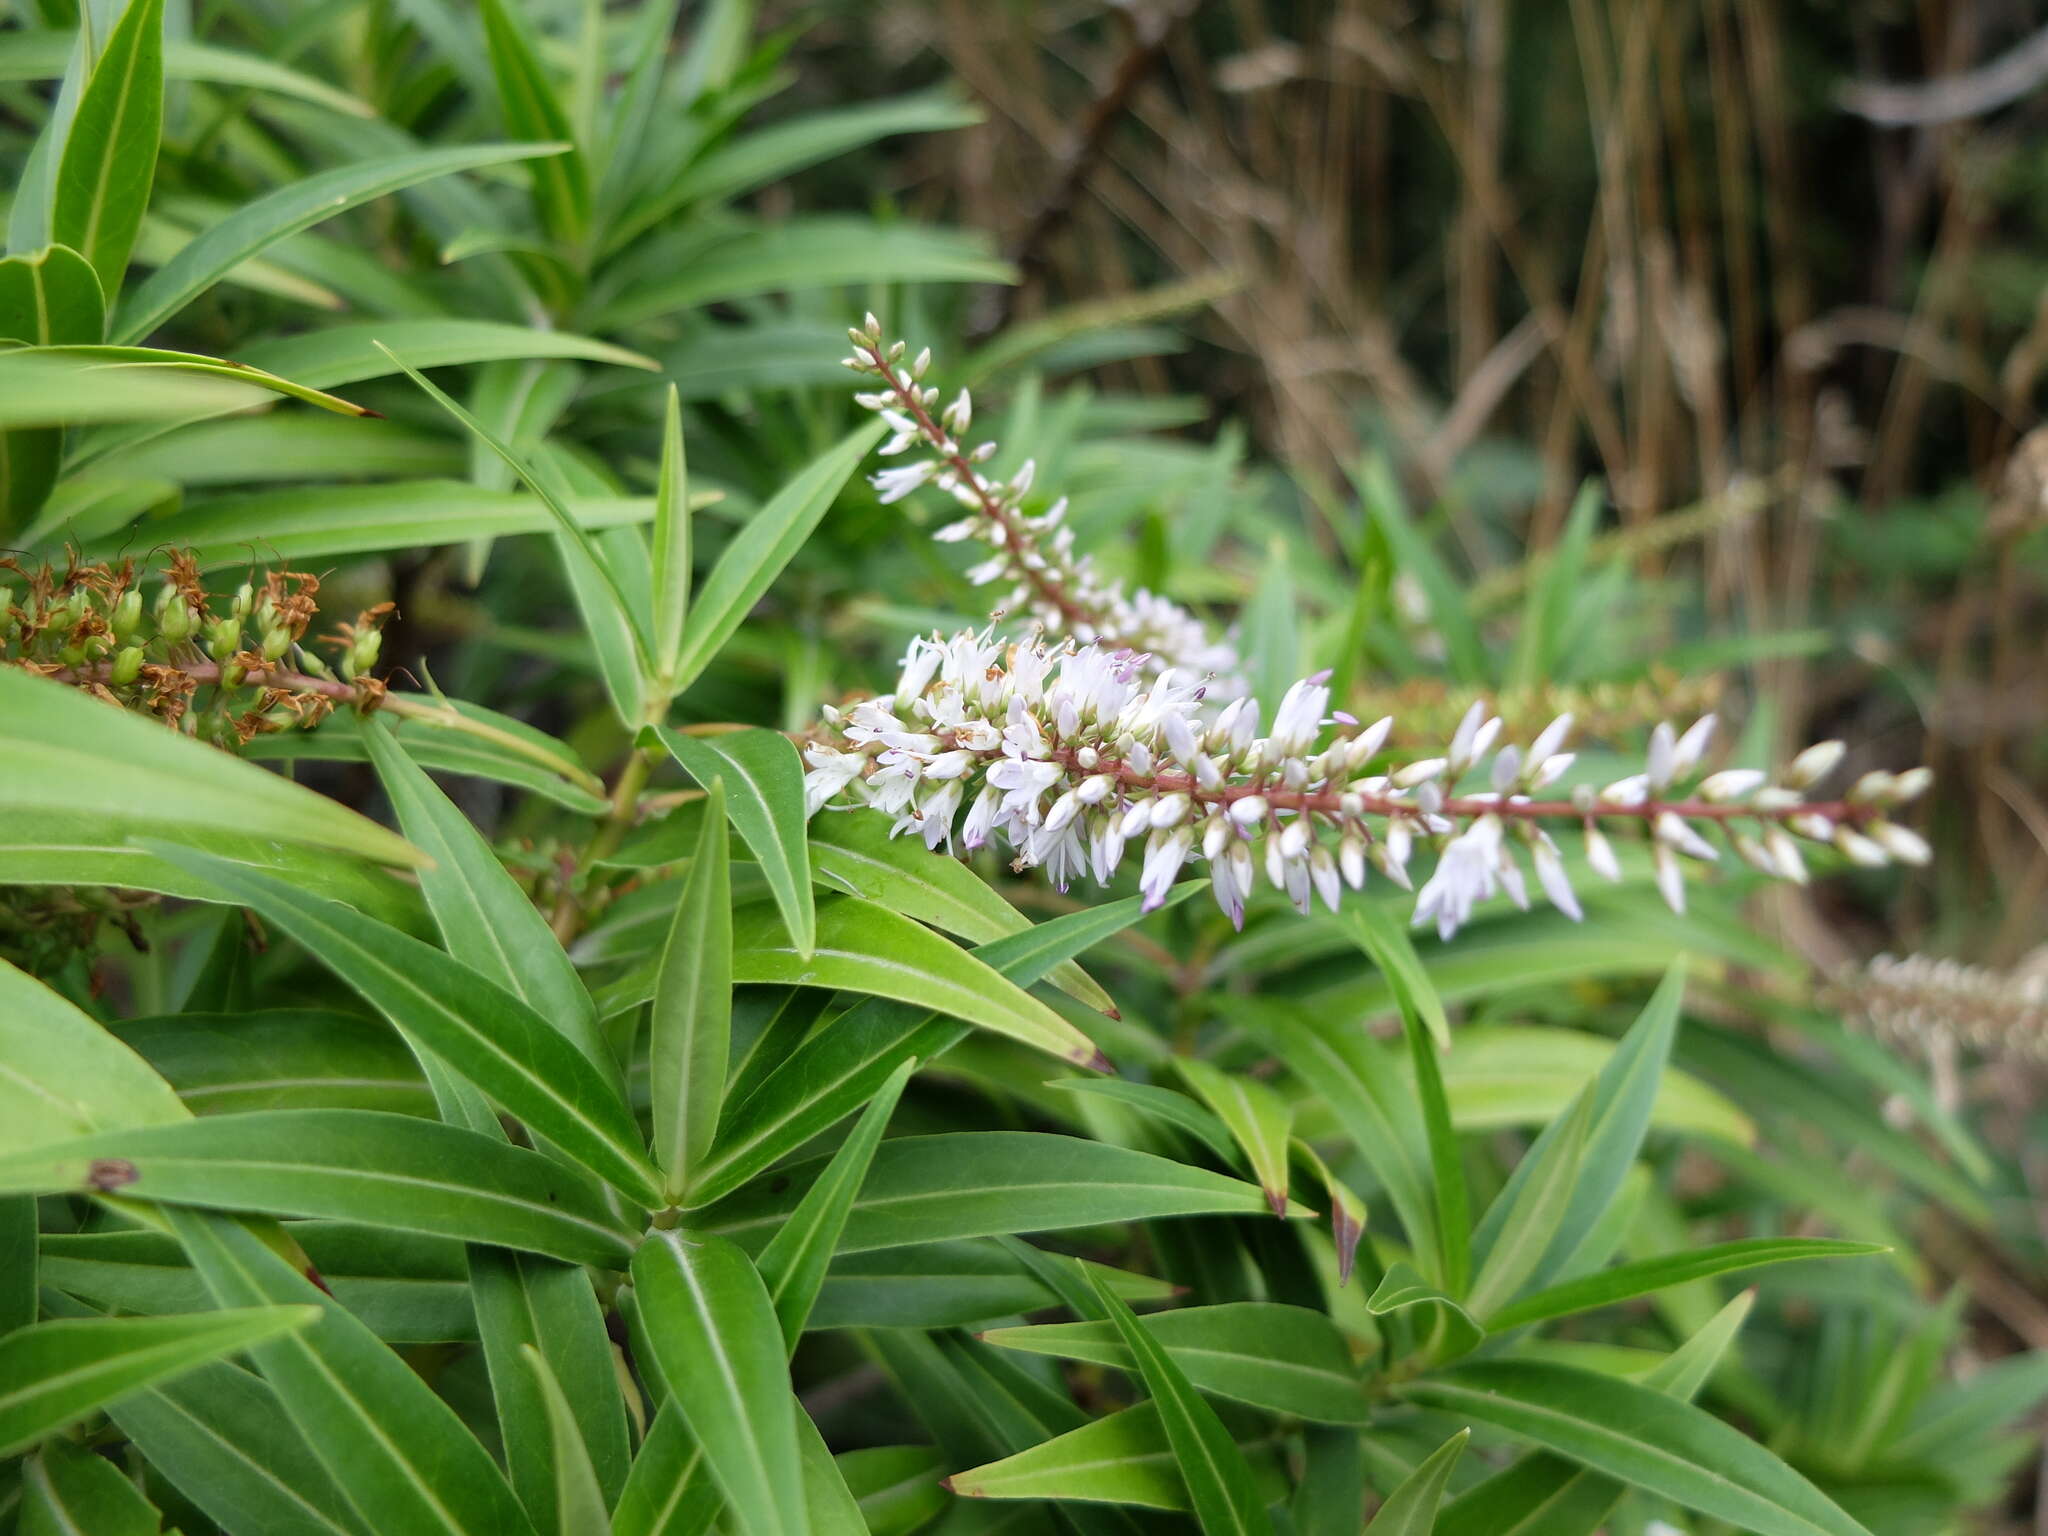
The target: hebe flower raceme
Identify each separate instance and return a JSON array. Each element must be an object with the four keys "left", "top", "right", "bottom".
[
  {"left": 822, "top": 320, "right": 1932, "bottom": 938},
  {"left": 843, "top": 316, "right": 1243, "bottom": 690},
  {"left": 804, "top": 628, "right": 1931, "bottom": 938}
]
